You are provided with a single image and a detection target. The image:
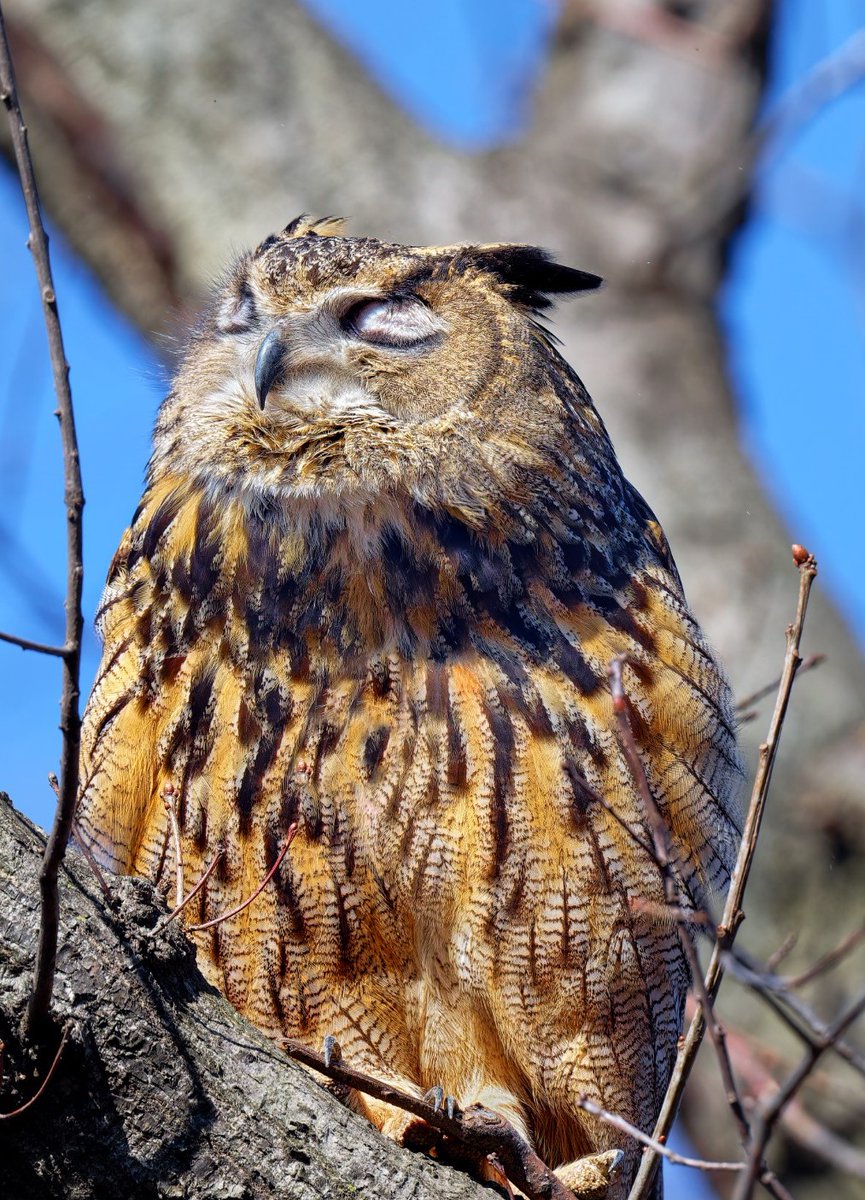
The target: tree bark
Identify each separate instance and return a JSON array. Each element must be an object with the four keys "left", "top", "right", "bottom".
[
  {"left": 0, "top": 794, "right": 491, "bottom": 1199},
  {"left": 2, "top": 2, "right": 863, "bottom": 1195}
]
